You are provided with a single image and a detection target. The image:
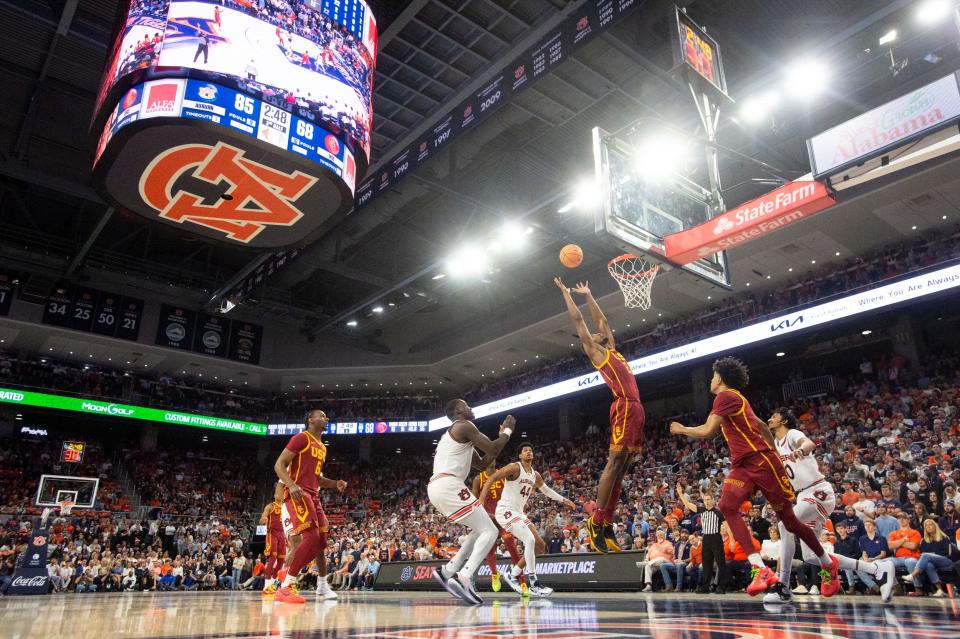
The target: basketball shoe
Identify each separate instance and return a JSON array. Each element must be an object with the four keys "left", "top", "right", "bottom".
[
  {"left": 275, "top": 583, "right": 304, "bottom": 604},
  {"left": 603, "top": 525, "right": 622, "bottom": 553},
  {"left": 762, "top": 582, "right": 793, "bottom": 604},
  {"left": 262, "top": 582, "right": 277, "bottom": 597},
  {"left": 500, "top": 568, "right": 523, "bottom": 595},
  {"left": 448, "top": 571, "right": 483, "bottom": 605},
  {"left": 746, "top": 565, "right": 779, "bottom": 596},
  {"left": 585, "top": 518, "right": 607, "bottom": 554},
  {"left": 491, "top": 572, "right": 502, "bottom": 592},
  {"left": 819, "top": 556, "right": 841, "bottom": 597},
  {"left": 433, "top": 566, "right": 461, "bottom": 599},
  {"left": 316, "top": 577, "right": 338, "bottom": 600}
]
